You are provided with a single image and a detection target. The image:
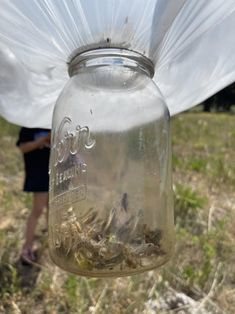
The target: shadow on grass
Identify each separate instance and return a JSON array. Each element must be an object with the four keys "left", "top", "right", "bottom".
[
  {"left": 14, "top": 259, "right": 41, "bottom": 292},
  {"left": 0, "top": 261, "right": 39, "bottom": 298}
]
